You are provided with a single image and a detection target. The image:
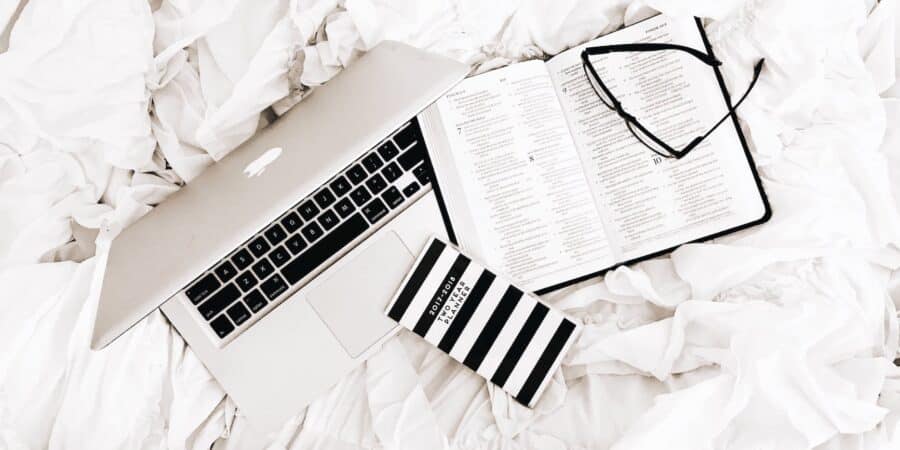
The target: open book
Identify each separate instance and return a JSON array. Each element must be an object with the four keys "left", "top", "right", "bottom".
[{"left": 420, "top": 14, "right": 770, "bottom": 293}]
